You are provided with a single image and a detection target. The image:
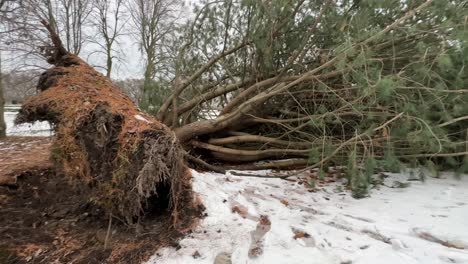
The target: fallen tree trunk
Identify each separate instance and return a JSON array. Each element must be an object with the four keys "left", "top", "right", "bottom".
[
  {"left": 151, "top": 0, "right": 468, "bottom": 176},
  {"left": 15, "top": 22, "right": 201, "bottom": 225}
]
